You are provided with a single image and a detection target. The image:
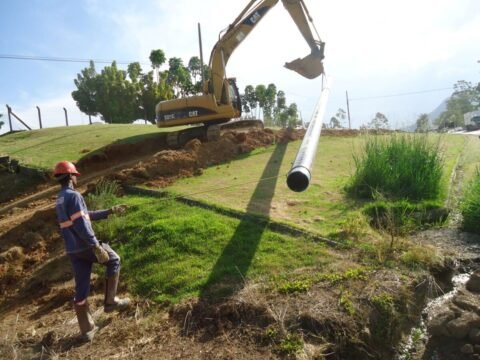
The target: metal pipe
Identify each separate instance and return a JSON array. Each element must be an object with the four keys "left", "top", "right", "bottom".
[
  {"left": 36, "top": 106, "right": 42, "bottom": 129},
  {"left": 287, "top": 77, "right": 331, "bottom": 192}
]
